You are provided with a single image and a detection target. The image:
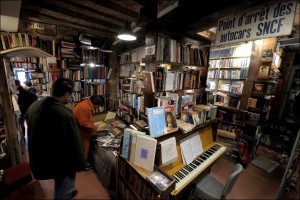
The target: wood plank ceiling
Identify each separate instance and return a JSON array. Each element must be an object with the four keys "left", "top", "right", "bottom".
[{"left": 19, "top": 0, "right": 299, "bottom": 50}]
